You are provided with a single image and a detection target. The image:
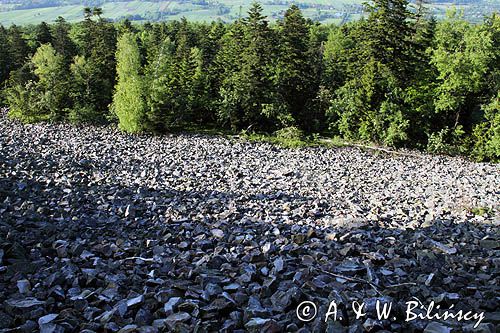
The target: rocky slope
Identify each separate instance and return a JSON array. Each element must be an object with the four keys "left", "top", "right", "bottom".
[{"left": 0, "top": 112, "right": 499, "bottom": 332}]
